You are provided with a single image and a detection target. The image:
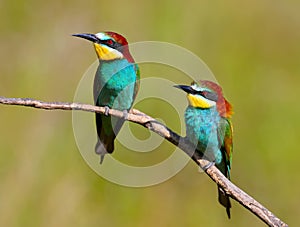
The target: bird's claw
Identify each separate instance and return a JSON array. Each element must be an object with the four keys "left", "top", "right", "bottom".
[
  {"left": 123, "top": 110, "right": 129, "bottom": 120},
  {"left": 104, "top": 106, "right": 110, "bottom": 116},
  {"left": 202, "top": 161, "right": 215, "bottom": 171}
]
